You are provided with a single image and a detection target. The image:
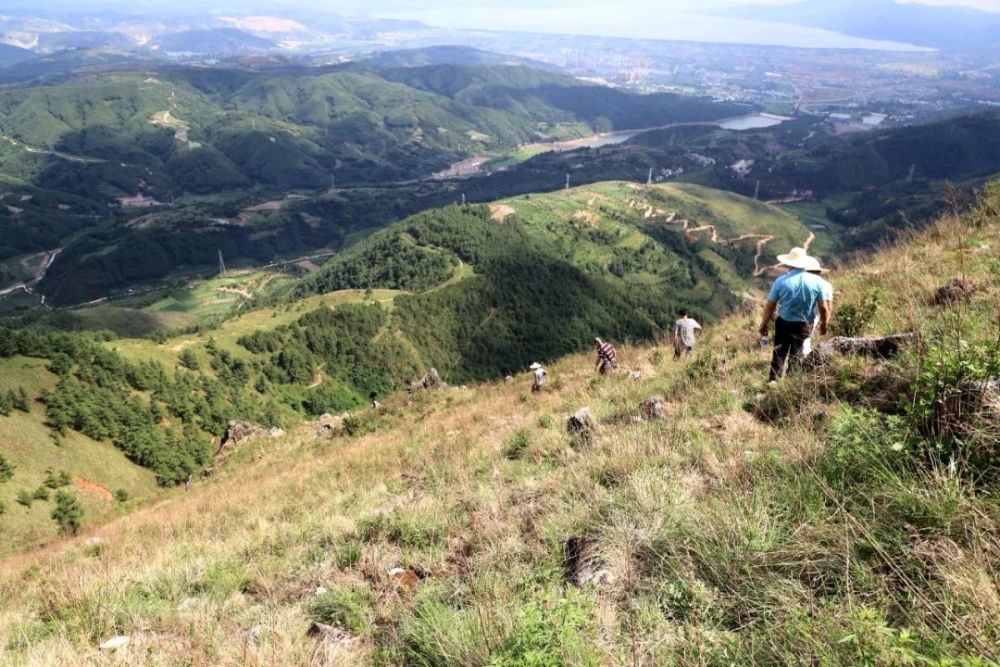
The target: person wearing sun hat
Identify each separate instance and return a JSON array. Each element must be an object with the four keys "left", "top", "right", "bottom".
[
  {"left": 758, "top": 247, "right": 833, "bottom": 381},
  {"left": 530, "top": 362, "right": 548, "bottom": 393}
]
